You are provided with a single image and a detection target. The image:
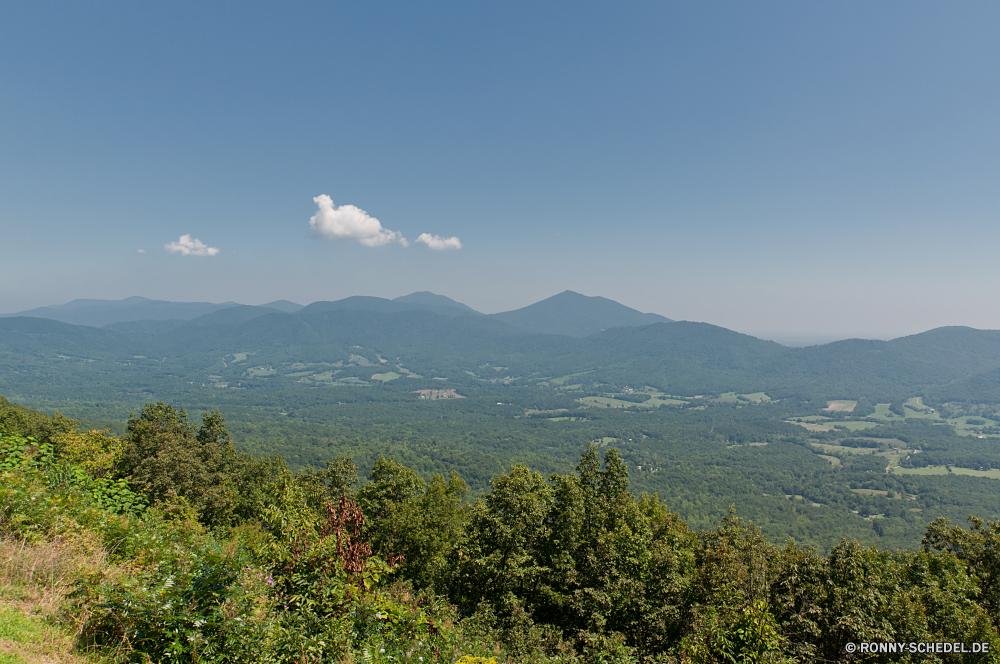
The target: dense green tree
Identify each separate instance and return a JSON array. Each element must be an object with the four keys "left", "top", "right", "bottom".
[
  {"left": 0, "top": 395, "right": 77, "bottom": 445},
  {"left": 118, "top": 403, "right": 239, "bottom": 526},
  {"left": 349, "top": 455, "right": 467, "bottom": 590},
  {"left": 923, "top": 516, "right": 1000, "bottom": 627}
]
